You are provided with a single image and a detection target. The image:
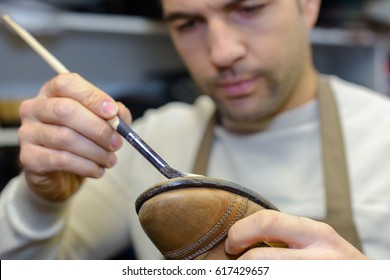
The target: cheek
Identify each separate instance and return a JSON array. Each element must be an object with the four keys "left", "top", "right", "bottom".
[
  {"left": 254, "top": 23, "right": 306, "bottom": 73},
  {"left": 246, "top": 31, "right": 285, "bottom": 76},
  {"left": 175, "top": 43, "right": 211, "bottom": 86}
]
